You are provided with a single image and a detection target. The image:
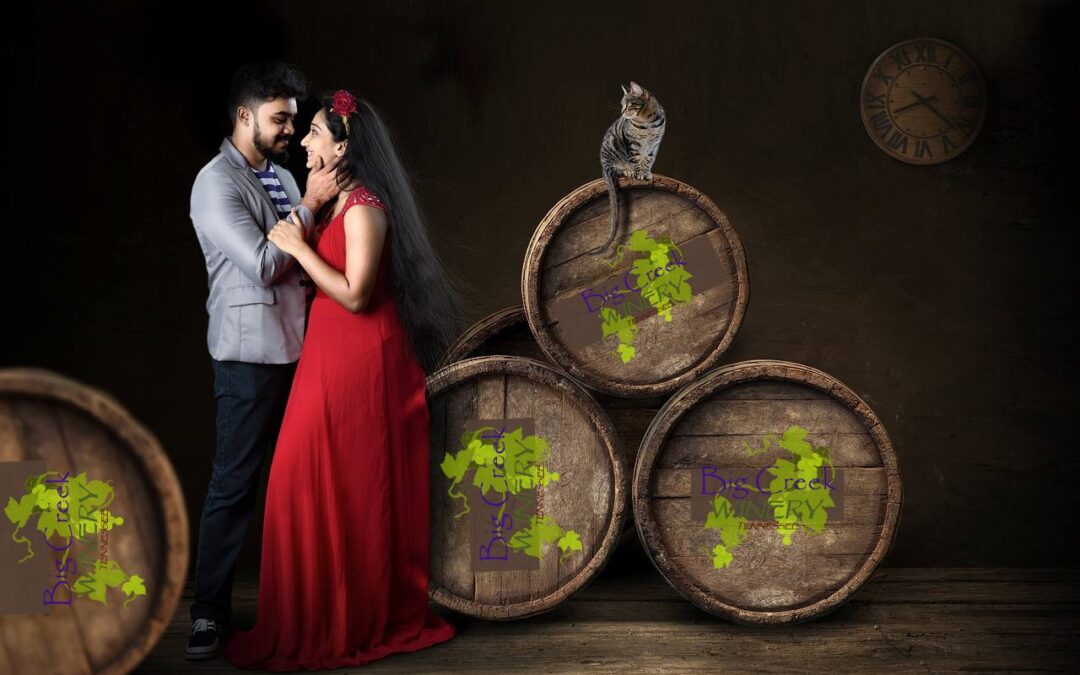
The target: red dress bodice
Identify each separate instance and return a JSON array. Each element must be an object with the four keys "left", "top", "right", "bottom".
[{"left": 312, "top": 184, "right": 392, "bottom": 307}]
